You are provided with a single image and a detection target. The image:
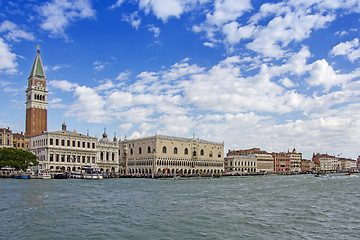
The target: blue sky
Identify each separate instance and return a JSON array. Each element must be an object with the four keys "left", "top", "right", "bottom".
[{"left": 1, "top": 0, "right": 360, "bottom": 159}]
